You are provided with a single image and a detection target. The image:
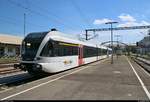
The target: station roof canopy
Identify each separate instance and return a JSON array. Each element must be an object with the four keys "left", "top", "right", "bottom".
[{"left": 0, "top": 34, "right": 23, "bottom": 45}]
